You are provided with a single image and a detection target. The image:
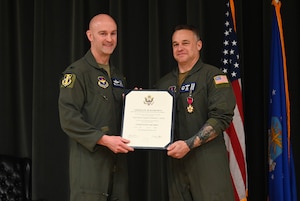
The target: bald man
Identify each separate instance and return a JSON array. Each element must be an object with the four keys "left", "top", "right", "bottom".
[{"left": 59, "top": 14, "right": 133, "bottom": 201}]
